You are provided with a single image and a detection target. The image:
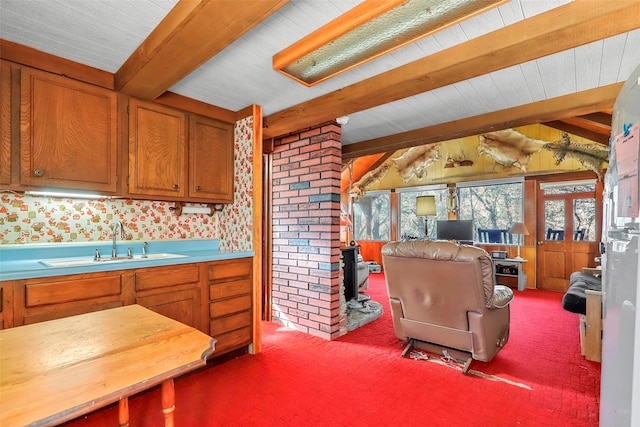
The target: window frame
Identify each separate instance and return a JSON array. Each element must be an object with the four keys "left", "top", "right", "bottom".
[{"left": 456, "top": 177, "right": 524, "bottom": 244}]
